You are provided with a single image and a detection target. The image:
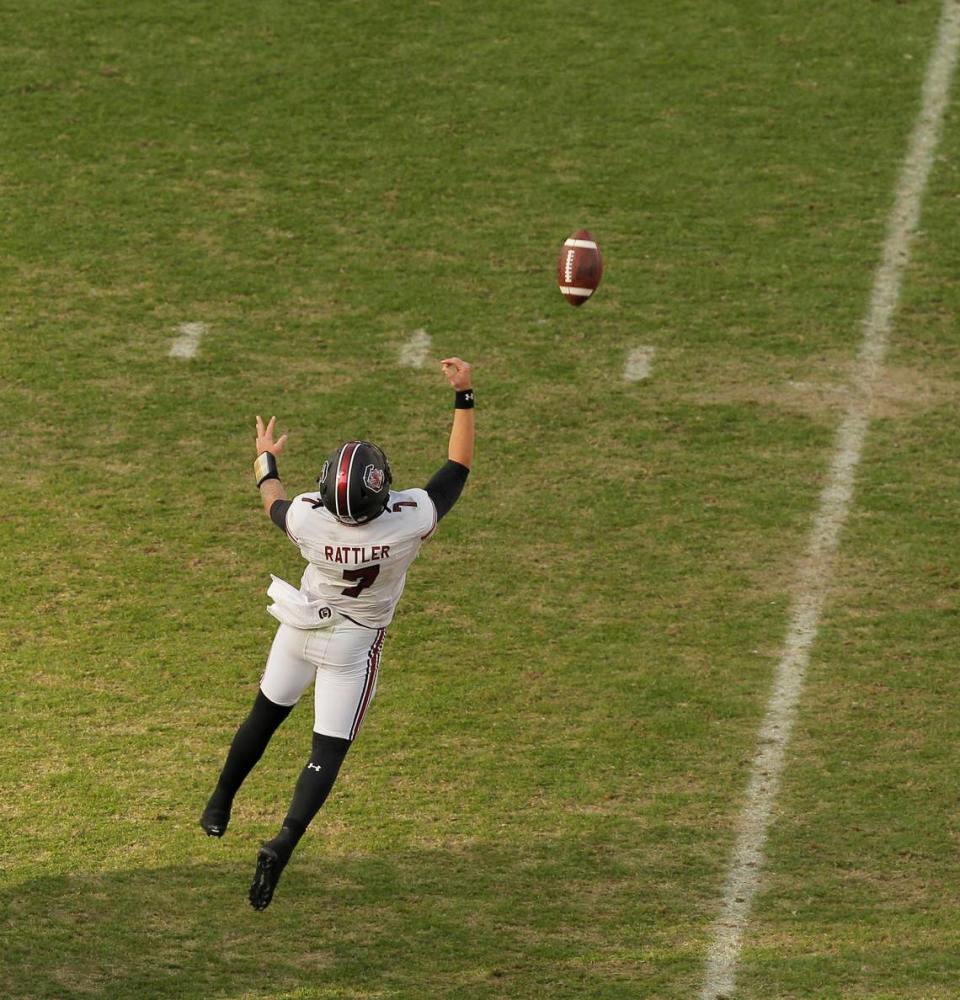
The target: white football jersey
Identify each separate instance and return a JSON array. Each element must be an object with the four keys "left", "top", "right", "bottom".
[{"left": 283, "top": 487, "right": 437, "bottom": 628}]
